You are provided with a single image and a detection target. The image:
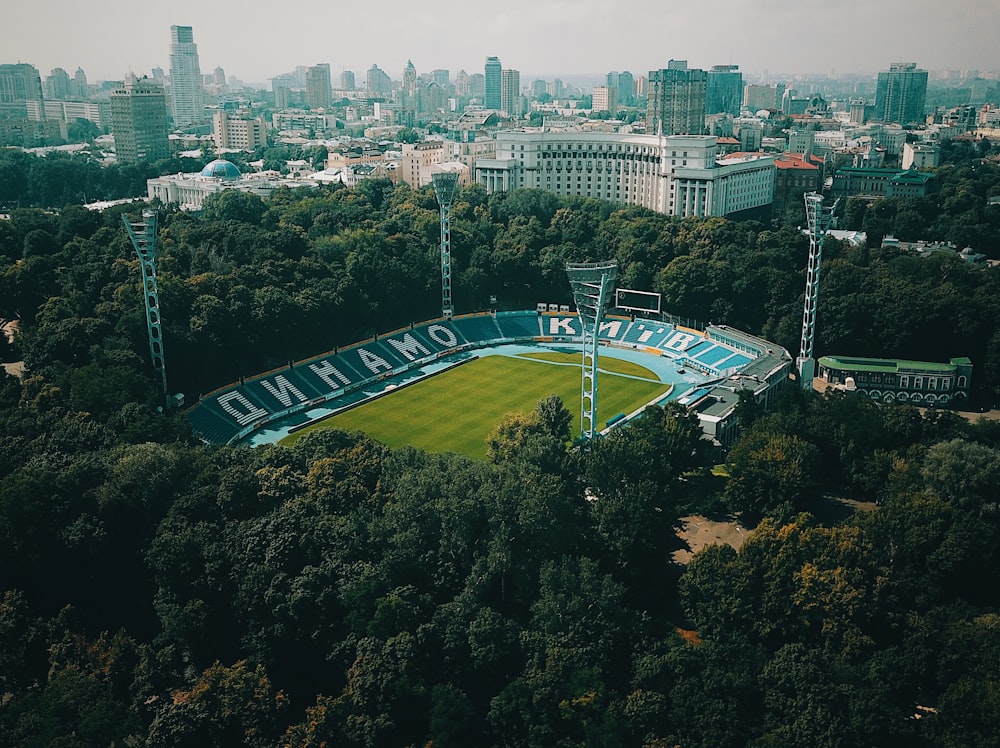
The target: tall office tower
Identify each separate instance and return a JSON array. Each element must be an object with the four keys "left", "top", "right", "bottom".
[
  {"left": 46, "top": 68, "right": 72, "bottom": 100},
  {"left": 0, "top": 63, "right": 44, "bottom": 104},
  {"left": 617, "top": 71, "right": 635, "bottom": 104},
  {"left": 549, "top": 78, "right": 565, "bottom": 98},
  {"left": 455, "top": 69, "right": 469, "bottom": 96},
  {"left": 485, "top": 56, "right": 502, "bottom": 109},
  {"left": 110, "top": 75, "right": 170, "bottom": 164},
  {"left": 875, "top": 62, "right": 928, "bottom": 125},
  {"left": 305, "top": 63, "right": 332, "bottom": 109},
  {"left": 606, "top": 71, "right": 619, "bottom": 88},
  {"left": 646, "top": 63, "right": 707, "bottom": 135},
  {"left": 366, "top": 64, "right": 392, "bottom": 97},
  {"left": 432, "top": 69, "right": 450, "bottom": 88},
  {"left": 168, "top": 25, "right": 203, "bottom": 127},
  {"left": 531, "top": 79, "right": 548, "bottom": 98},
  {"left": 212, "top": 67, "right": 226, "bottom": 87},
  {"left": 72, "top": 67, "right": 89, "bottom": 98},
  {"left": 500, "top": 68, "right": 520, "bottom": 117},
  {"left": 341, "top": 70, "right": 355, "bottom": 91},
  {"left": 743, "top": 82, "right": 784, "bottom": 111},
  {"left": 706, "top": 64, "right": 743, "bottom": 115}
]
